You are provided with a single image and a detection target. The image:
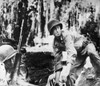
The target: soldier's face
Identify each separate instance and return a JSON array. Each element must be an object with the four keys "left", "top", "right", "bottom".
[{"left": 53, "top": 25, "right": 62, "bottom": 37}]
